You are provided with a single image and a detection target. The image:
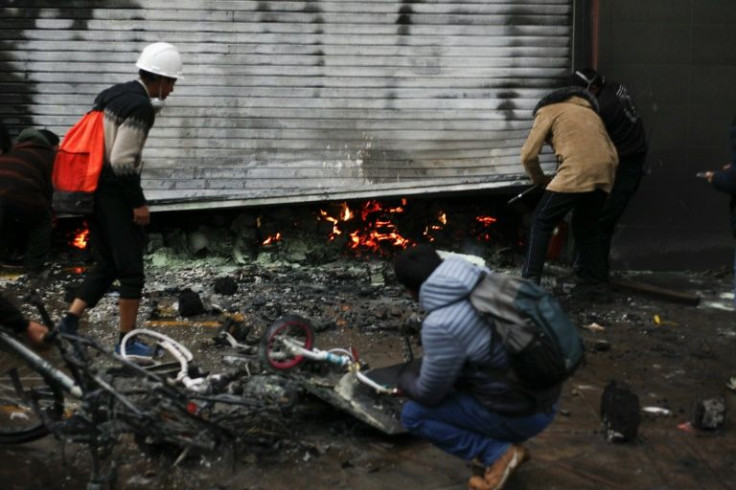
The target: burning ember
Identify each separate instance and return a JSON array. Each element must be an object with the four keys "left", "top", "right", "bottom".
[
  {"left": 473, "top": 215, "right": 498, "bottom": 242},
  {"left": 71, "top": 227, "right": 89, "bottom": 250},
  {"left": 262, "top": 232, "right": 282, "bottom": 246},
  {"left": 257, "top": 216, "right": 283, "bottom": 246},
  {"left": 318, "top": 199, "right": 455, "bottom": 255}
]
